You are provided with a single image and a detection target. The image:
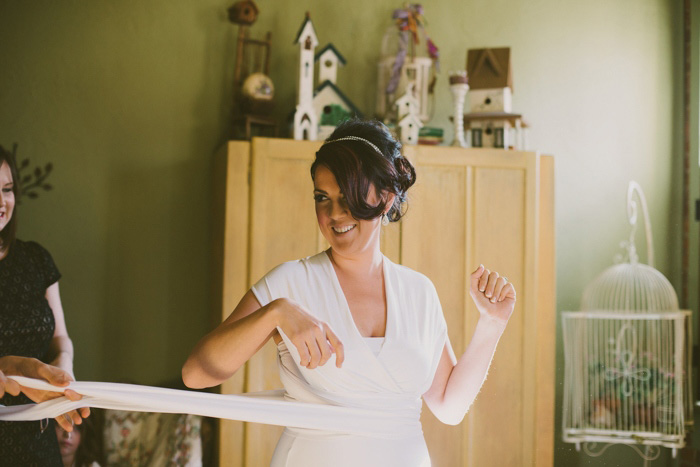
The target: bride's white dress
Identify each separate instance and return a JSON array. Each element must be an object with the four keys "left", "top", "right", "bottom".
[{"left": 252, "top": 251, "right": 447, "bottom": 467}]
